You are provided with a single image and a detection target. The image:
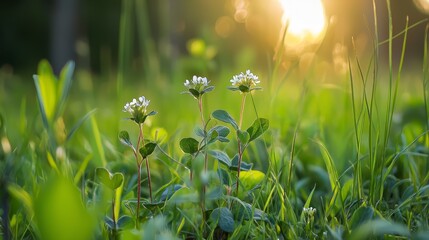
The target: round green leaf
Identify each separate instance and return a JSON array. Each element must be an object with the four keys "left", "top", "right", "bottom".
[
  {"left": 349, "top": 220, "right": 410, "bottom": 240},
  {"left": 227, "top": 86, "right": 240, "bottom": 91},
  {"left": 212, "top": 110, "right": 238, "bottom": 130},
  {"left": 35, "top": 176, "right": 95, "bottom": 240},
  {"left": 111, "top": 173, "right": 124, "bottom": 189},
  {"left": 104, "top": 216, "right": 115, "bottom": 230},
  {"left": 96, "top": 167, "right": 111, "bottom": 185},
  {"left": 179, "top": 138, "right": 199, "bottom": 154},
  {"left": 117, "top": 215, "right": 134, "bottom": 229},
  {"left": 118, "top": 130, "right": 133, "bottom": 147},
  {"left": 246, "top": 118, "right": 269, "bottom": 142},
  {"left": 207, "top": 126, "right": 230, "bottom": 143},
  {"left": 350, "top": 206, "right": 374, "bottom": 230},
  {"left": 207, "top": 129, "right": 219, "bottom": 144},
  {"left": 189, "top": 88, "right": 200, "bottom": 98},
  {"left": 96, "top": 167, "right": 124, "bottom": 190},
  {"left": 230, "top": 155, "right": 252, "bottom": 171},
  {"left": 239, "top": 170, "right": 265, "bottom": 191},
  {"left": 238, "top": 85, "right": 250, "bottom": 93},
  {"left": 159, "top": 184, "right": 183, "bottom": 202},
  {"left": 210, "top": 207, "right": 235, "bottom": 233},
  {"left": 146, "top": 110, "right": 157, "bottom": 116},
  {"left": 237, "top": 129, "right": 250, "bottom": 145},
  {"left": 139, "top": 142, "right": 157, "bottom": 159},
  {"left": 209, "top": 150, "right": 231, "bottom": 167},
  {"left": 201, "top": 86, "right": 215, "bottom": 94}
]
